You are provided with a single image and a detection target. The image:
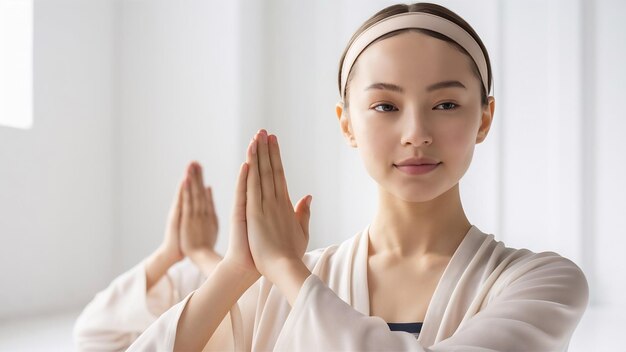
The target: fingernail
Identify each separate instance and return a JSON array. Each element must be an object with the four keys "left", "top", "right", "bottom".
[
  {"left": 307, "top": 196, "right": 312, "bottom": 206},
  {"left": 260, "top": 131, "right": 267, "bottom": 143}
]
